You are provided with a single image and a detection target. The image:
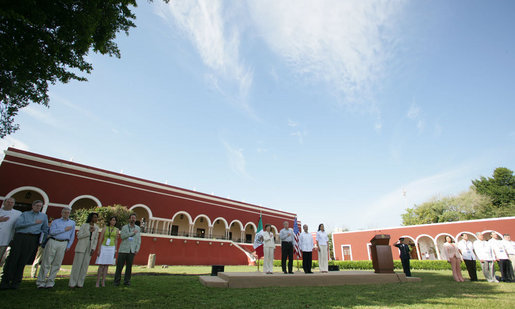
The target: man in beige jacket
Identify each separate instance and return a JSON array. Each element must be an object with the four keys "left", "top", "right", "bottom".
[{"left": 114, "top": 214, "right": 141, "bottom": 286}]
